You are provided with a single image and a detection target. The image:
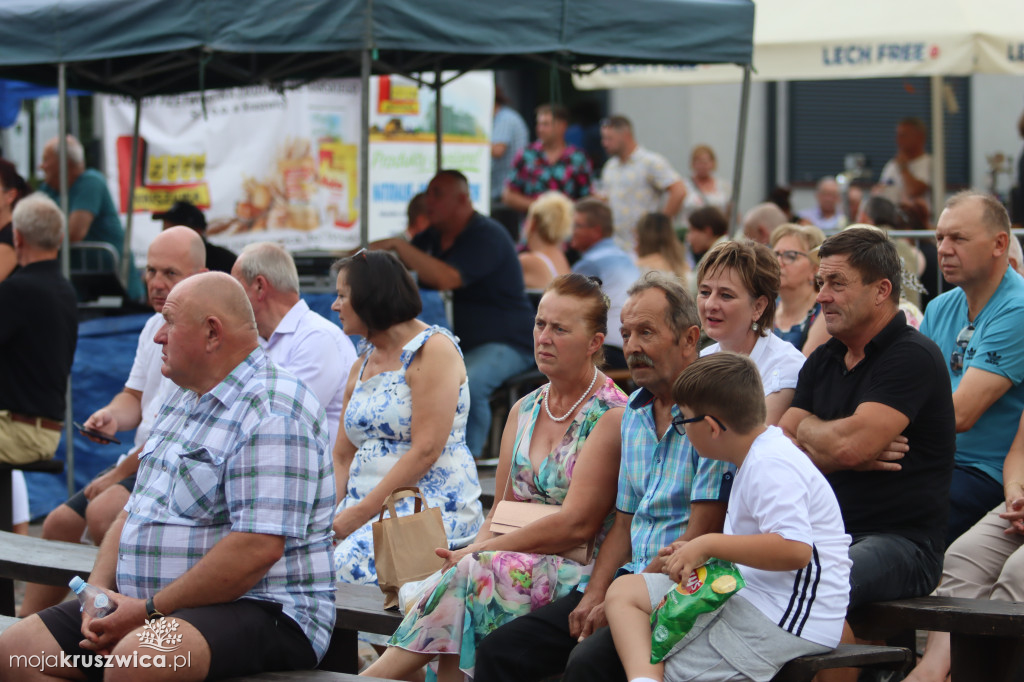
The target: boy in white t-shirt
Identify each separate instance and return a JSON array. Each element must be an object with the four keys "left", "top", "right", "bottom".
[{"left": 605, "top": 352, "right": 851, "bottom": 682}]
